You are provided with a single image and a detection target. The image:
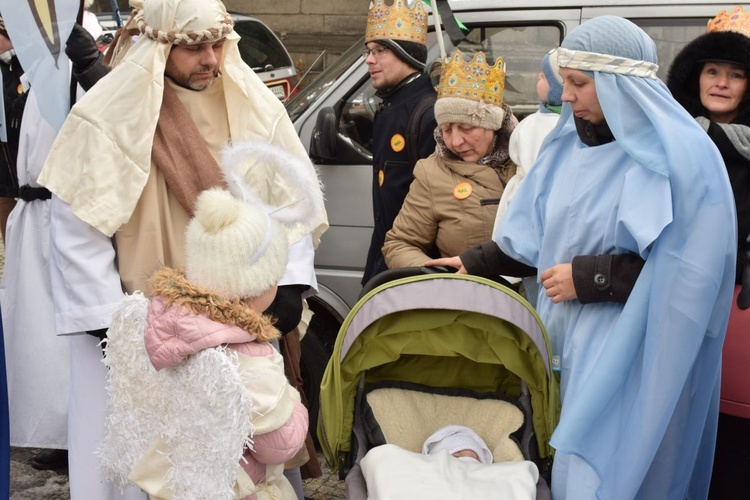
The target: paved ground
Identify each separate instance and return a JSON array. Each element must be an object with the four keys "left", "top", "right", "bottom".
[{"left": 9, "top": 447, "right": 345, "bottom": 499}]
